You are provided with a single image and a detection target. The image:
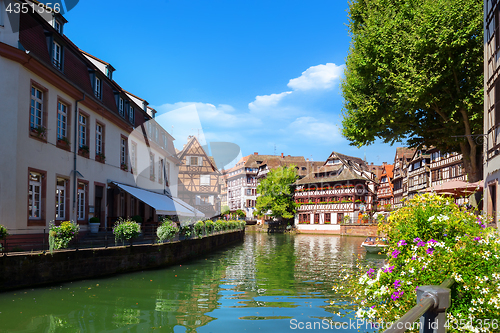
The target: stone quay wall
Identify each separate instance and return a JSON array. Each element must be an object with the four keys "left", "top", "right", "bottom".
[{"left": 0, "top": 230, "right": 244, "bottom": 292}]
